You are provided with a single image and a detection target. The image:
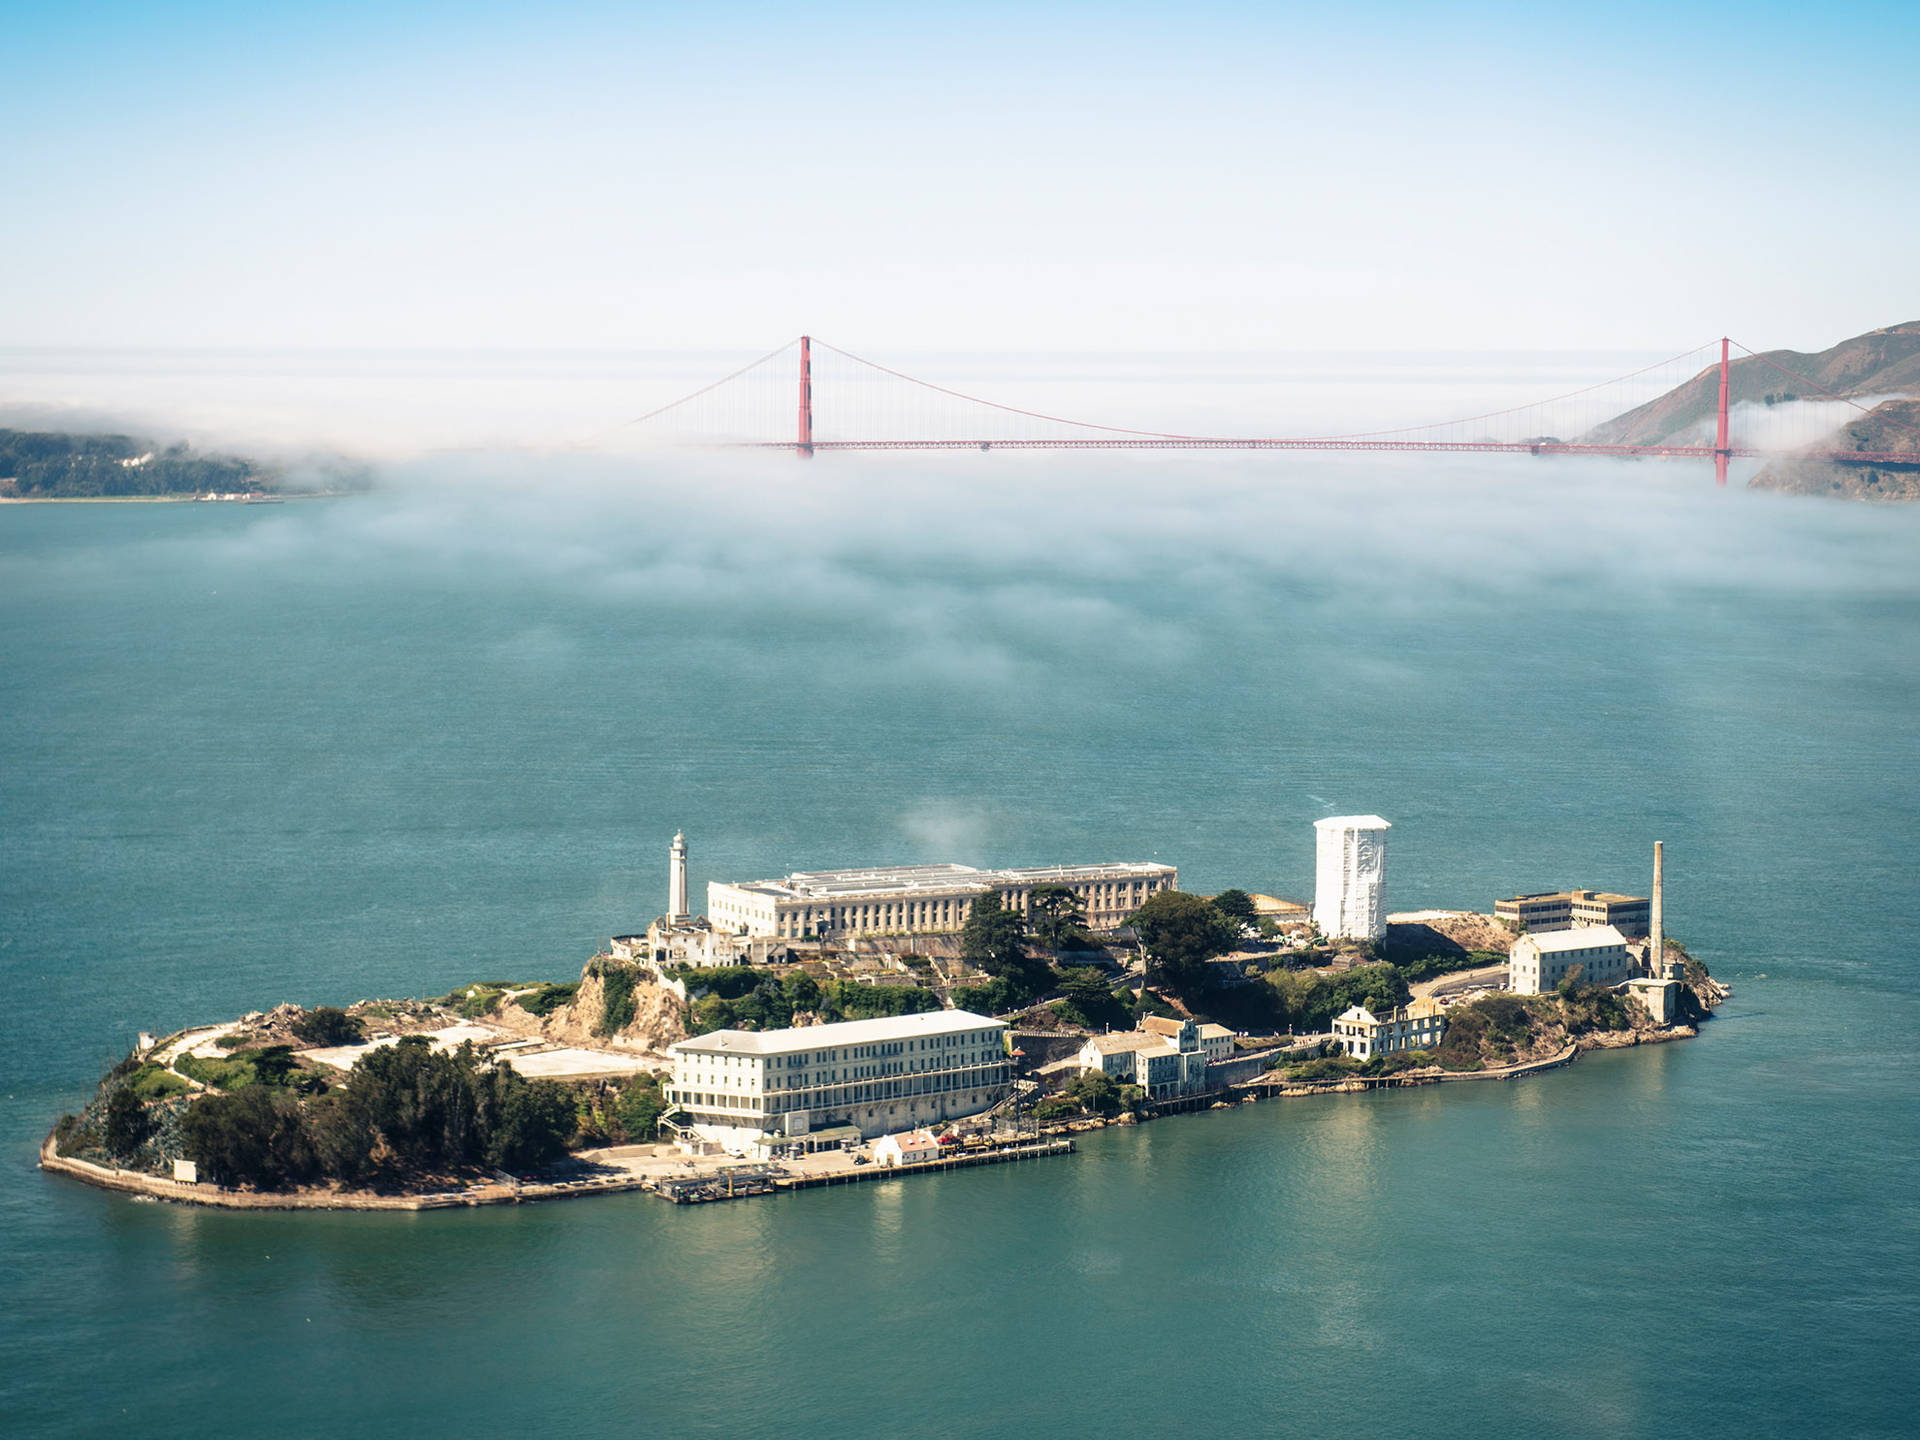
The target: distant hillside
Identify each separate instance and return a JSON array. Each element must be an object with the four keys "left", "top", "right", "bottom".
[
  {"left": 0, "top": 428, "right": 275, "bottom": 499},
  {"left": 1750, "top": 398, "right": 1920, "bottom": 502},
  {"left": 1582, "top": 321, "right": 1920, "bottom": 449}
]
